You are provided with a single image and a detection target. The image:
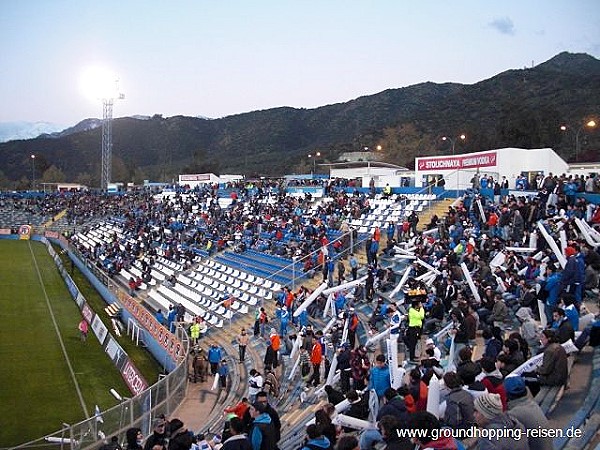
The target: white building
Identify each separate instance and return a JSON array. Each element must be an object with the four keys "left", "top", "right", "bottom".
[
  {"left": 326, "top": 161, "right": 411, "bottom": 187},
  {"left": 414, "top": 147, "right": 569, "bottom": 190},
  {"left": 177, "top": 173, "right": 243, "bottom": 188}
]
